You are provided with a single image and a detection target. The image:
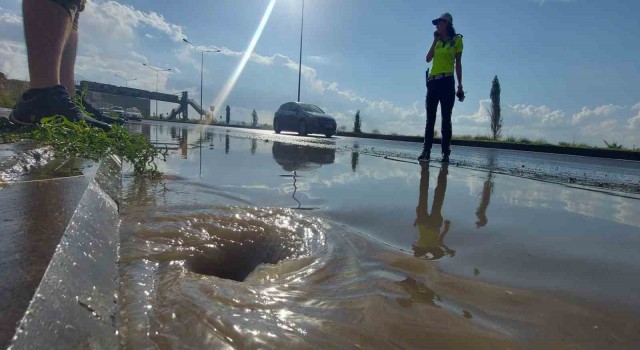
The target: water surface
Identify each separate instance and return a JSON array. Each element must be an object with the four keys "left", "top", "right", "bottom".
[{"left": 118, "top": 122, "right": 640, "bottom": 349}]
